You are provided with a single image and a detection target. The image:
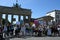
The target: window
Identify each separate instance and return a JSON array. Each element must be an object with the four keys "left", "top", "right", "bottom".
[{"left": 56, "top": 15, "right": 59, "bottom": 19}]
